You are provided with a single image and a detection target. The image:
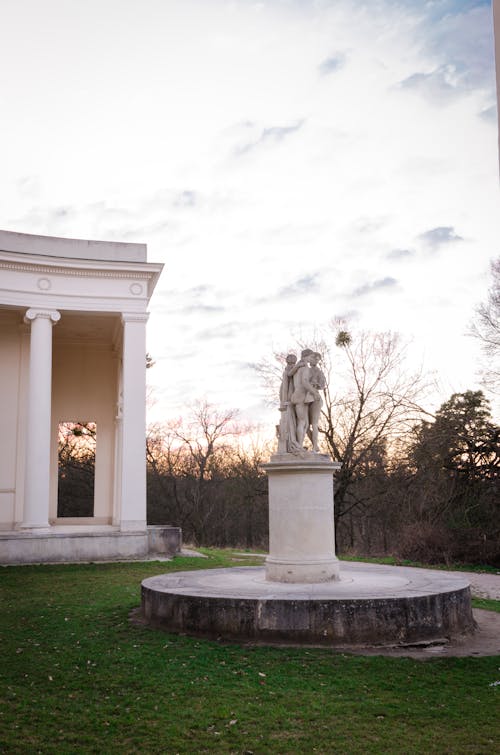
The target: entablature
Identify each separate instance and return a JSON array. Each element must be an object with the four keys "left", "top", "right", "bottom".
[{"left": 0, "top": 249, "right": 163, "bottom": 314}]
